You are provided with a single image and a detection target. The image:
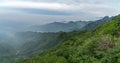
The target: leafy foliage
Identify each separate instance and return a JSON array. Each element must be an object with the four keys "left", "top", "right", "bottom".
[{"left": 17, "top": 15, "right": 120, "bottom": 63}]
